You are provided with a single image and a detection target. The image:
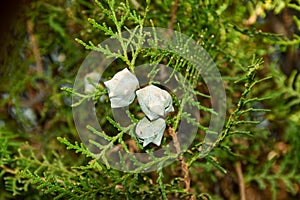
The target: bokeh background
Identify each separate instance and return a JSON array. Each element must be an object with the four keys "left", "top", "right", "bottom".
[{"left": 0, "top": 0, "right": 300, "bottom": 199}]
